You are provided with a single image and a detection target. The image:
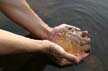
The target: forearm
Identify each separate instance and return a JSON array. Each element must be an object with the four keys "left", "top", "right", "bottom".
[
  {"left": 0, "top": 29, "right": 50, "bottom": 55},
  {"left": 0, "top": 0, "right": 52, "bottom": 39}
]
